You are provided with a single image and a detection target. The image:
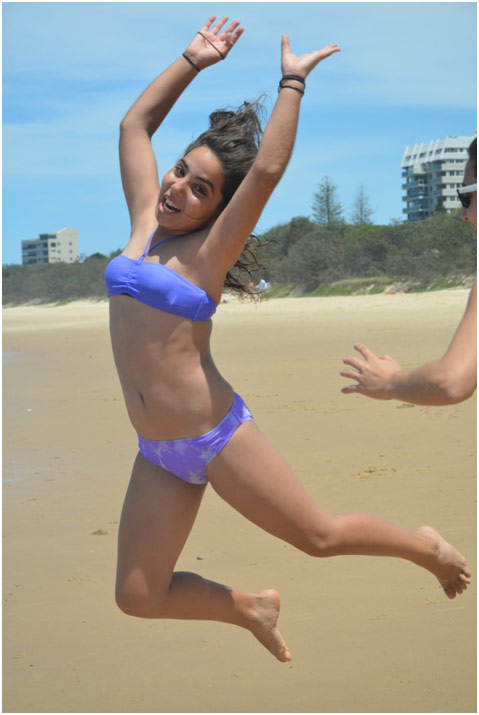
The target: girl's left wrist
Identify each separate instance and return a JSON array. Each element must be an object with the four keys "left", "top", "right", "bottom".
[{"left": 278, "top": 74, "right": 305, "bottom": 97}]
